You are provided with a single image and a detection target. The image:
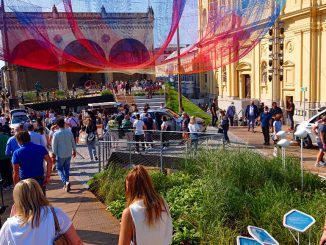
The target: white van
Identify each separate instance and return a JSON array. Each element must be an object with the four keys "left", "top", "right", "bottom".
[{"left": 293, "top": 109, "right": 326, "bottom": 148}]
